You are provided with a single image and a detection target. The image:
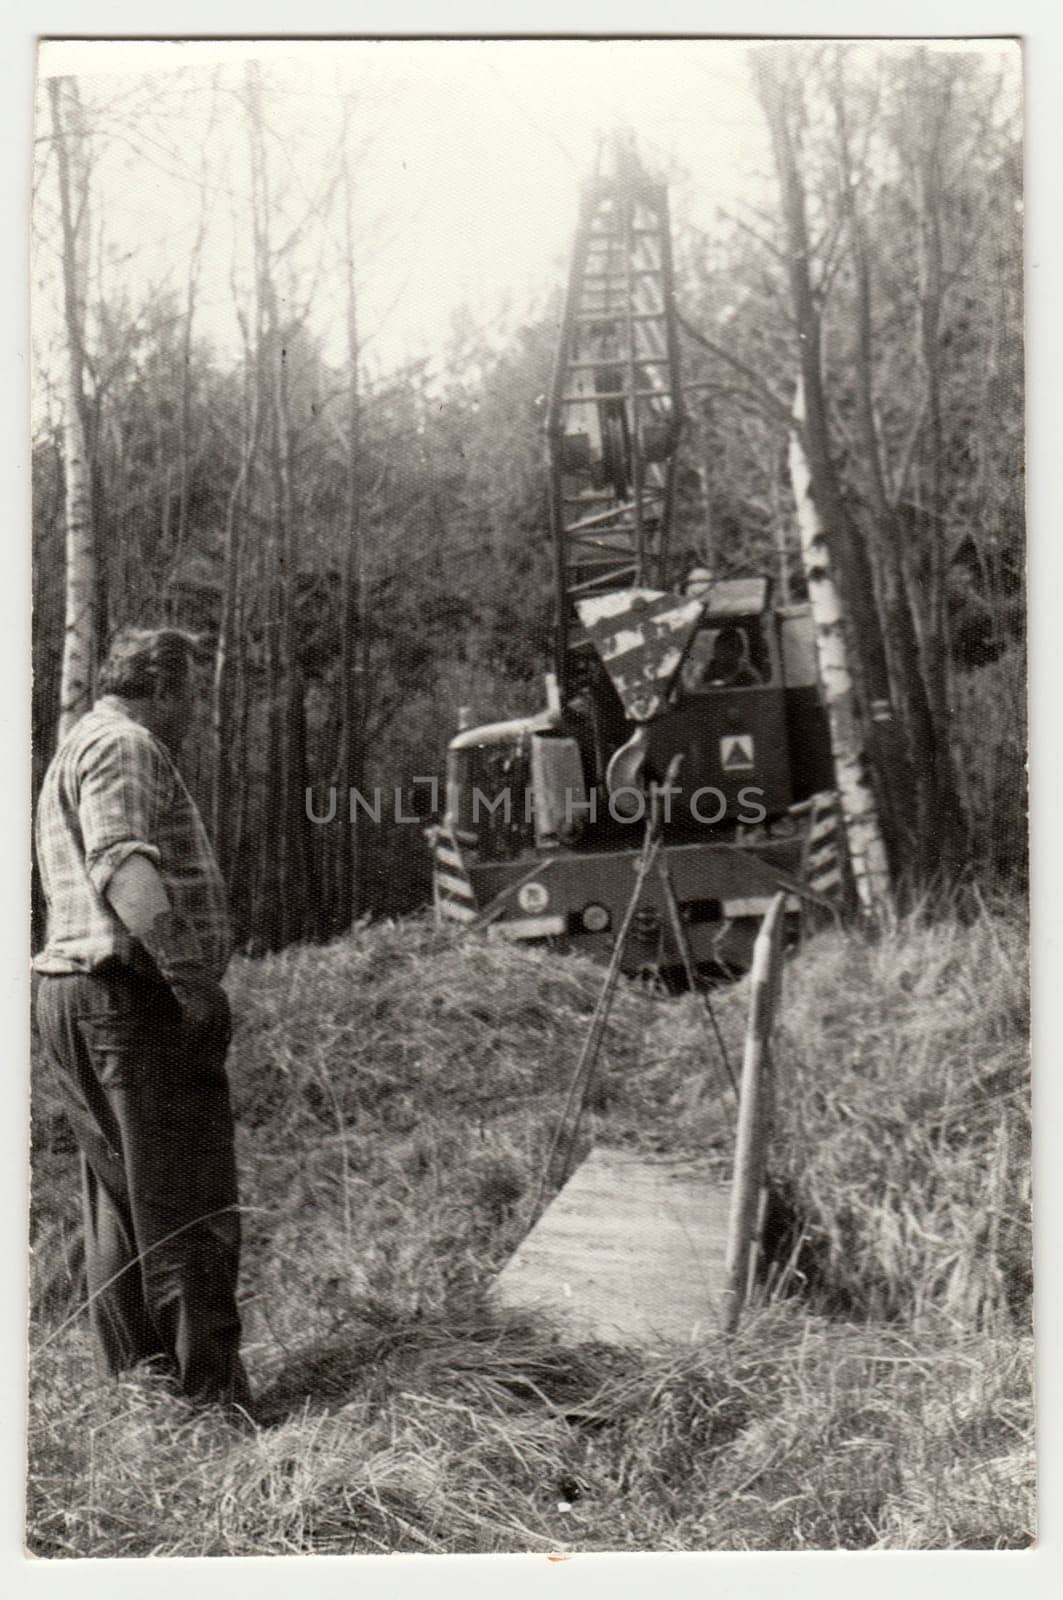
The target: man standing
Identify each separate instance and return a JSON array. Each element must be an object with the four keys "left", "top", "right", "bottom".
[{"left": 33, "top": 626, "right": 252, "bottom": 1420}]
